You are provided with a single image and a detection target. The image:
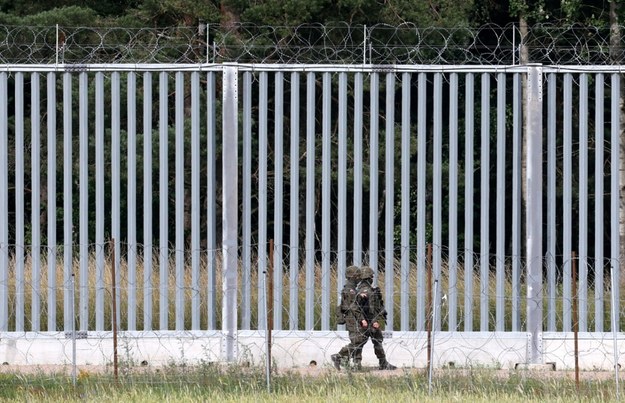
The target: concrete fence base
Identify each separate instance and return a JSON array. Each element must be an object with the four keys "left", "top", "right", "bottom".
[{"left": 1, "top": 331, "right": 611, "bottom": 370}]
